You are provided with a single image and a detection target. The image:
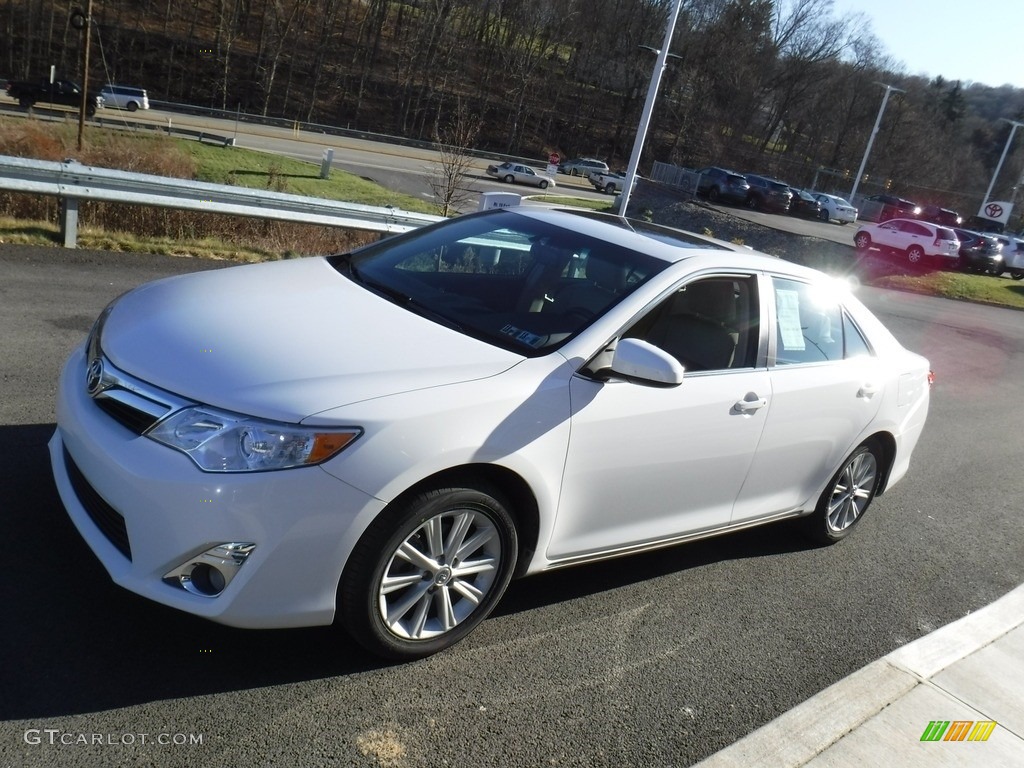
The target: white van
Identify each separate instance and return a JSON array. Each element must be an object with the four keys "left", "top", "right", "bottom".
[{"left": 99, "top": 84, "right": 149, "bottom": 112}]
